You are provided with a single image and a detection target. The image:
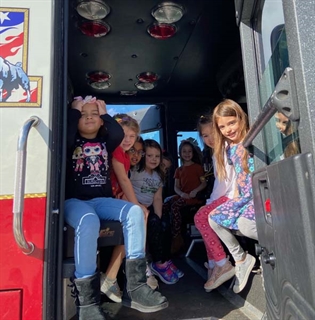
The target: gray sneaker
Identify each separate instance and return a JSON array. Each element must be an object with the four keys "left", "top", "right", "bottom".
[
  {"left": 233, "top": 253, "right": 256, "bottom": 293},
  {"left": 100, "top": 273, "right": 122, "bottom": 303}
]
